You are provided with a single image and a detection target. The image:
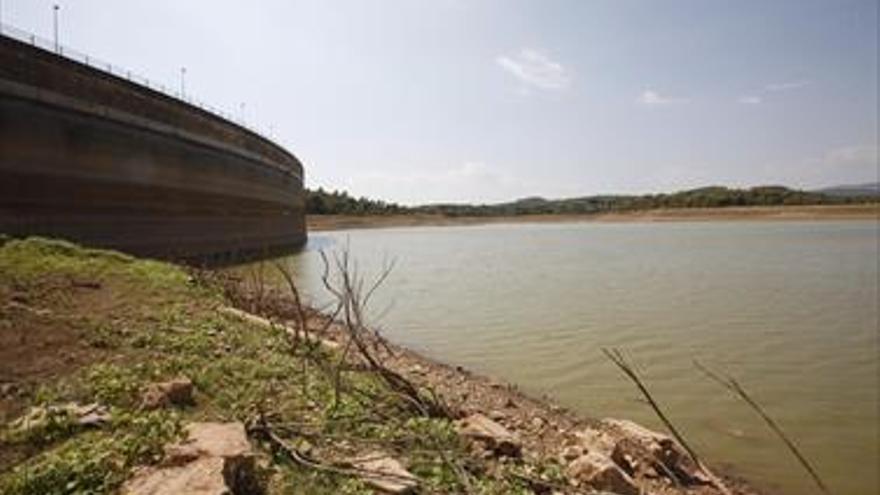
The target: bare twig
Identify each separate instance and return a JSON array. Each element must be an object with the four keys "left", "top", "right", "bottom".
[
  {"left": 317, "top": 246, "right": 451, "bottom": 418},
  {"left": 248, "top": 416, "right": 421, "bottom": 484},
  {"left": 273, "top": 261, "right": 310, "bottom": 347},
  {"left": 694, "top": 360, "right": 831, "bottom": 495}
]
